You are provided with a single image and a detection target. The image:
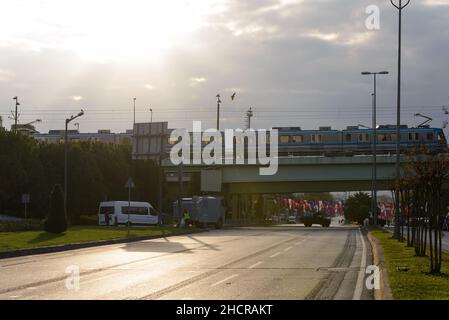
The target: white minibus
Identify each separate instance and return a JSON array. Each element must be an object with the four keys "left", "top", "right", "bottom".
[{"left": 98, "top": 201, "right": 158, "bottom": 226}]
